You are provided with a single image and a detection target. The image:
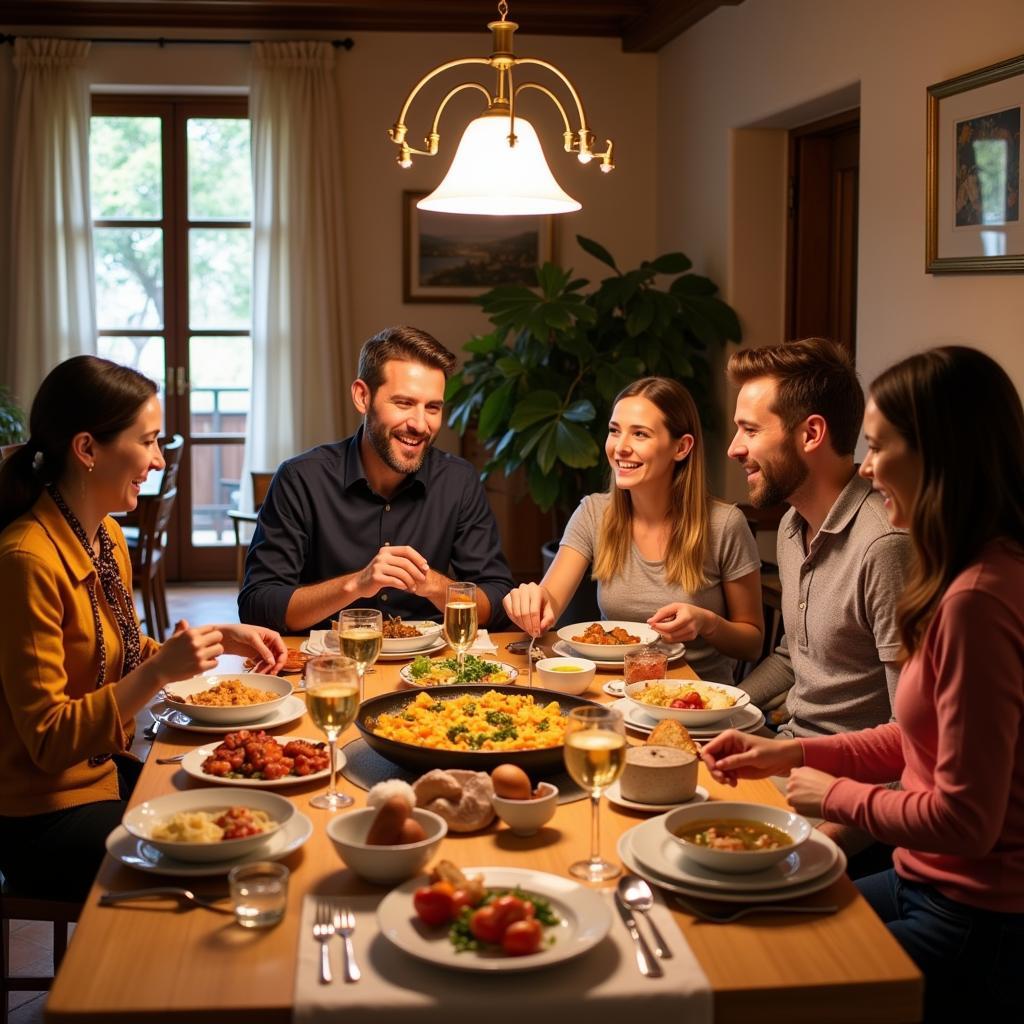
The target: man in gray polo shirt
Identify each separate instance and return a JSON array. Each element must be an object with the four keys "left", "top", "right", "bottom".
[
  {"left": 726, "top": 338, "right": 911, "bottom": 738},
  {"left": 725, "top": 339, "right": 911, "bottom": 867}
]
